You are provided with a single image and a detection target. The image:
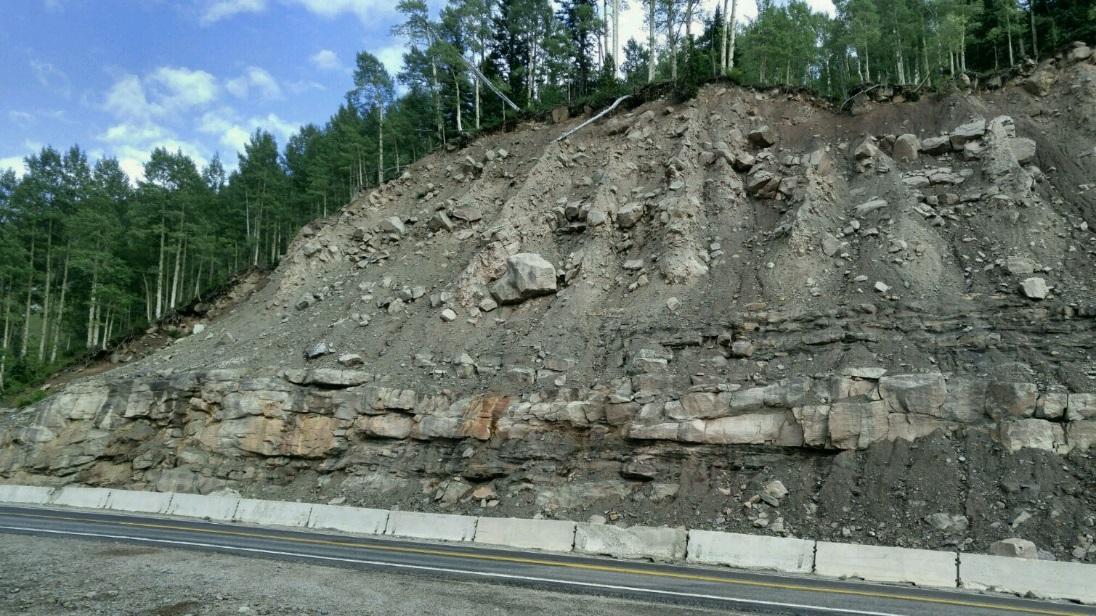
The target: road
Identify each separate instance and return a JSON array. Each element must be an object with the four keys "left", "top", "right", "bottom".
[{"left": 0, "top": 505, "right": 1092, "bottom": 616}]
